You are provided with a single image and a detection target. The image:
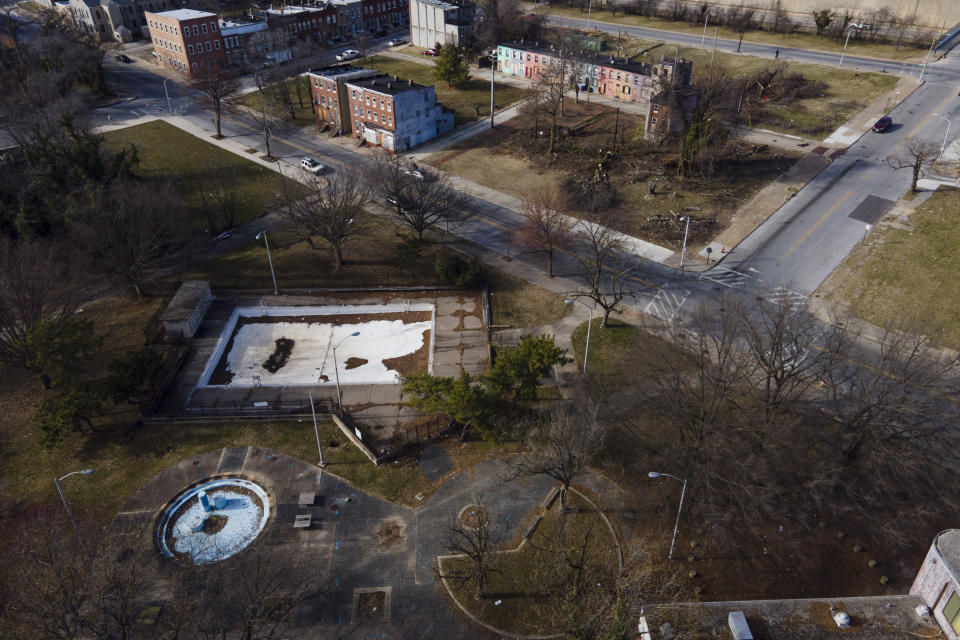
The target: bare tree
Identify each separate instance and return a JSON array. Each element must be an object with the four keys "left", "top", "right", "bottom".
[
  {"left": 245, "top": 73, "right": 276, "bottom": 159},
  {"left": 189, "top": 68, "right": 243, "bottom": 138},
  {"left": 519, "top": 57, "right": 568, "bottom": 154},
  {"left": 571, "top": 217, "right": 636, "bottom": 327},
  {"left": 724, "top": 5, "right": 757, "bottom": 52},
  {"left": 510, "top": 404, "right": 606, "bottom": 512},
  {"left": 279, "top": 172, "right": 371, "bottom": 270},
  {"left": 69, "top": 181, "right": 191, "bottom": 298},
  {"left": 198, "top": 166, "right": 244, "bottom": 235},
  {"left": 517, "top": 188, "right": 573, "bottom": 277},
  {"left": 0, "top": 239, "right": 93, "bottom": 387},
  {"left": 439, "top": 499, "right": 503, "bottom": 598},
  {"left": 372, "top": 153, "right": 471, "bottom": 240},
  {"left": 887, "top": 139, "right": 939, "bottom": 192}
]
